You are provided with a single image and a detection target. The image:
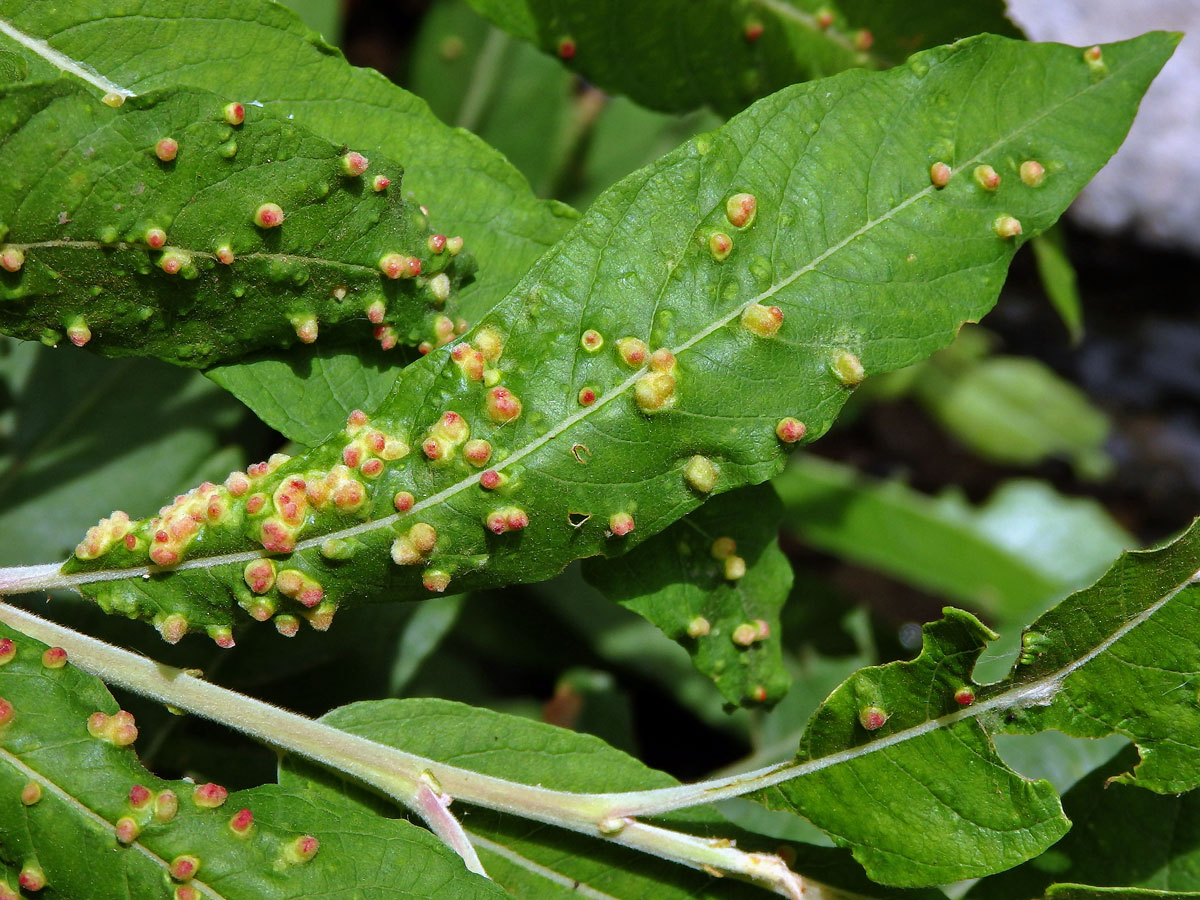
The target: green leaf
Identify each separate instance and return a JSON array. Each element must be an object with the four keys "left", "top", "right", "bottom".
[
  {"left": 0, "top": 0, "right": 578, "bottom": 325},
  {"left": 279, "top": 697, "right": 947, "bottom": 900},
  {"left": 0, "top": 80, "right": 473, "bottom": 367},
  {"left": 411, "top": 0, "right": 576, "bottom": 197},
  {"left": 1045, "top": 888, "right": 1200, "bottom": 899},
  {"left": 774, "top": 456, "right": 1133, "bottom": 624},
  {"left": 1031, "top": 224, "right": 1084, "bottom": 343},
  {"left": 584, "top": 483, "right": 794, "bottom": 708},
  {"left": 748, "top": 519, "right": 1200, "bottom": 885},
  {"left": 969, "top": 747, "right": 1200, "bottom": 900},
  {"left": 0, "top": 621, "right": 509, "bottom": 900},
  {"left": 912, "top": 353, "right": 1112, "bottom": 478},
  {"left": 465, "top": 0, "right": 1019, "bottom": 114},
  {"left": 12, "top": 35, "right": 1172, "bottom": 649}
]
